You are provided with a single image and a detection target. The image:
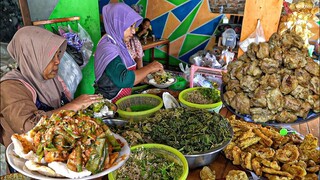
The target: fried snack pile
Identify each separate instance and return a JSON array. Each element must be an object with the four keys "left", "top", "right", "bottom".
[
  {"left": 223, "top": 31, "right": 320, "bottom": 123},
  {"left": 278, "top": 0, "right": 319, "bottom": 47},
  {"left": 224, "top": 116, "right": 320, "bottom": 179},
  {"left": 11, "top": 110, "right": 122, "bottom": 178}
]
